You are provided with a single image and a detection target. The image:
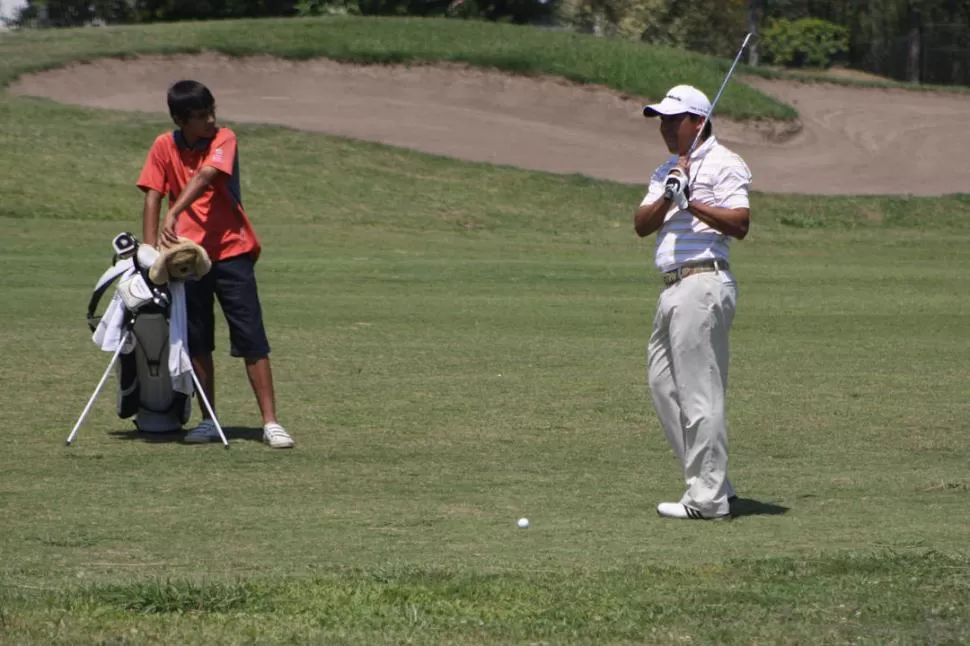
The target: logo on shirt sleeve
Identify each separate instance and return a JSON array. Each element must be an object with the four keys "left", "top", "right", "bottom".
[{"left": 213, "top": 147, "right": 224, "bottom": 163}]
